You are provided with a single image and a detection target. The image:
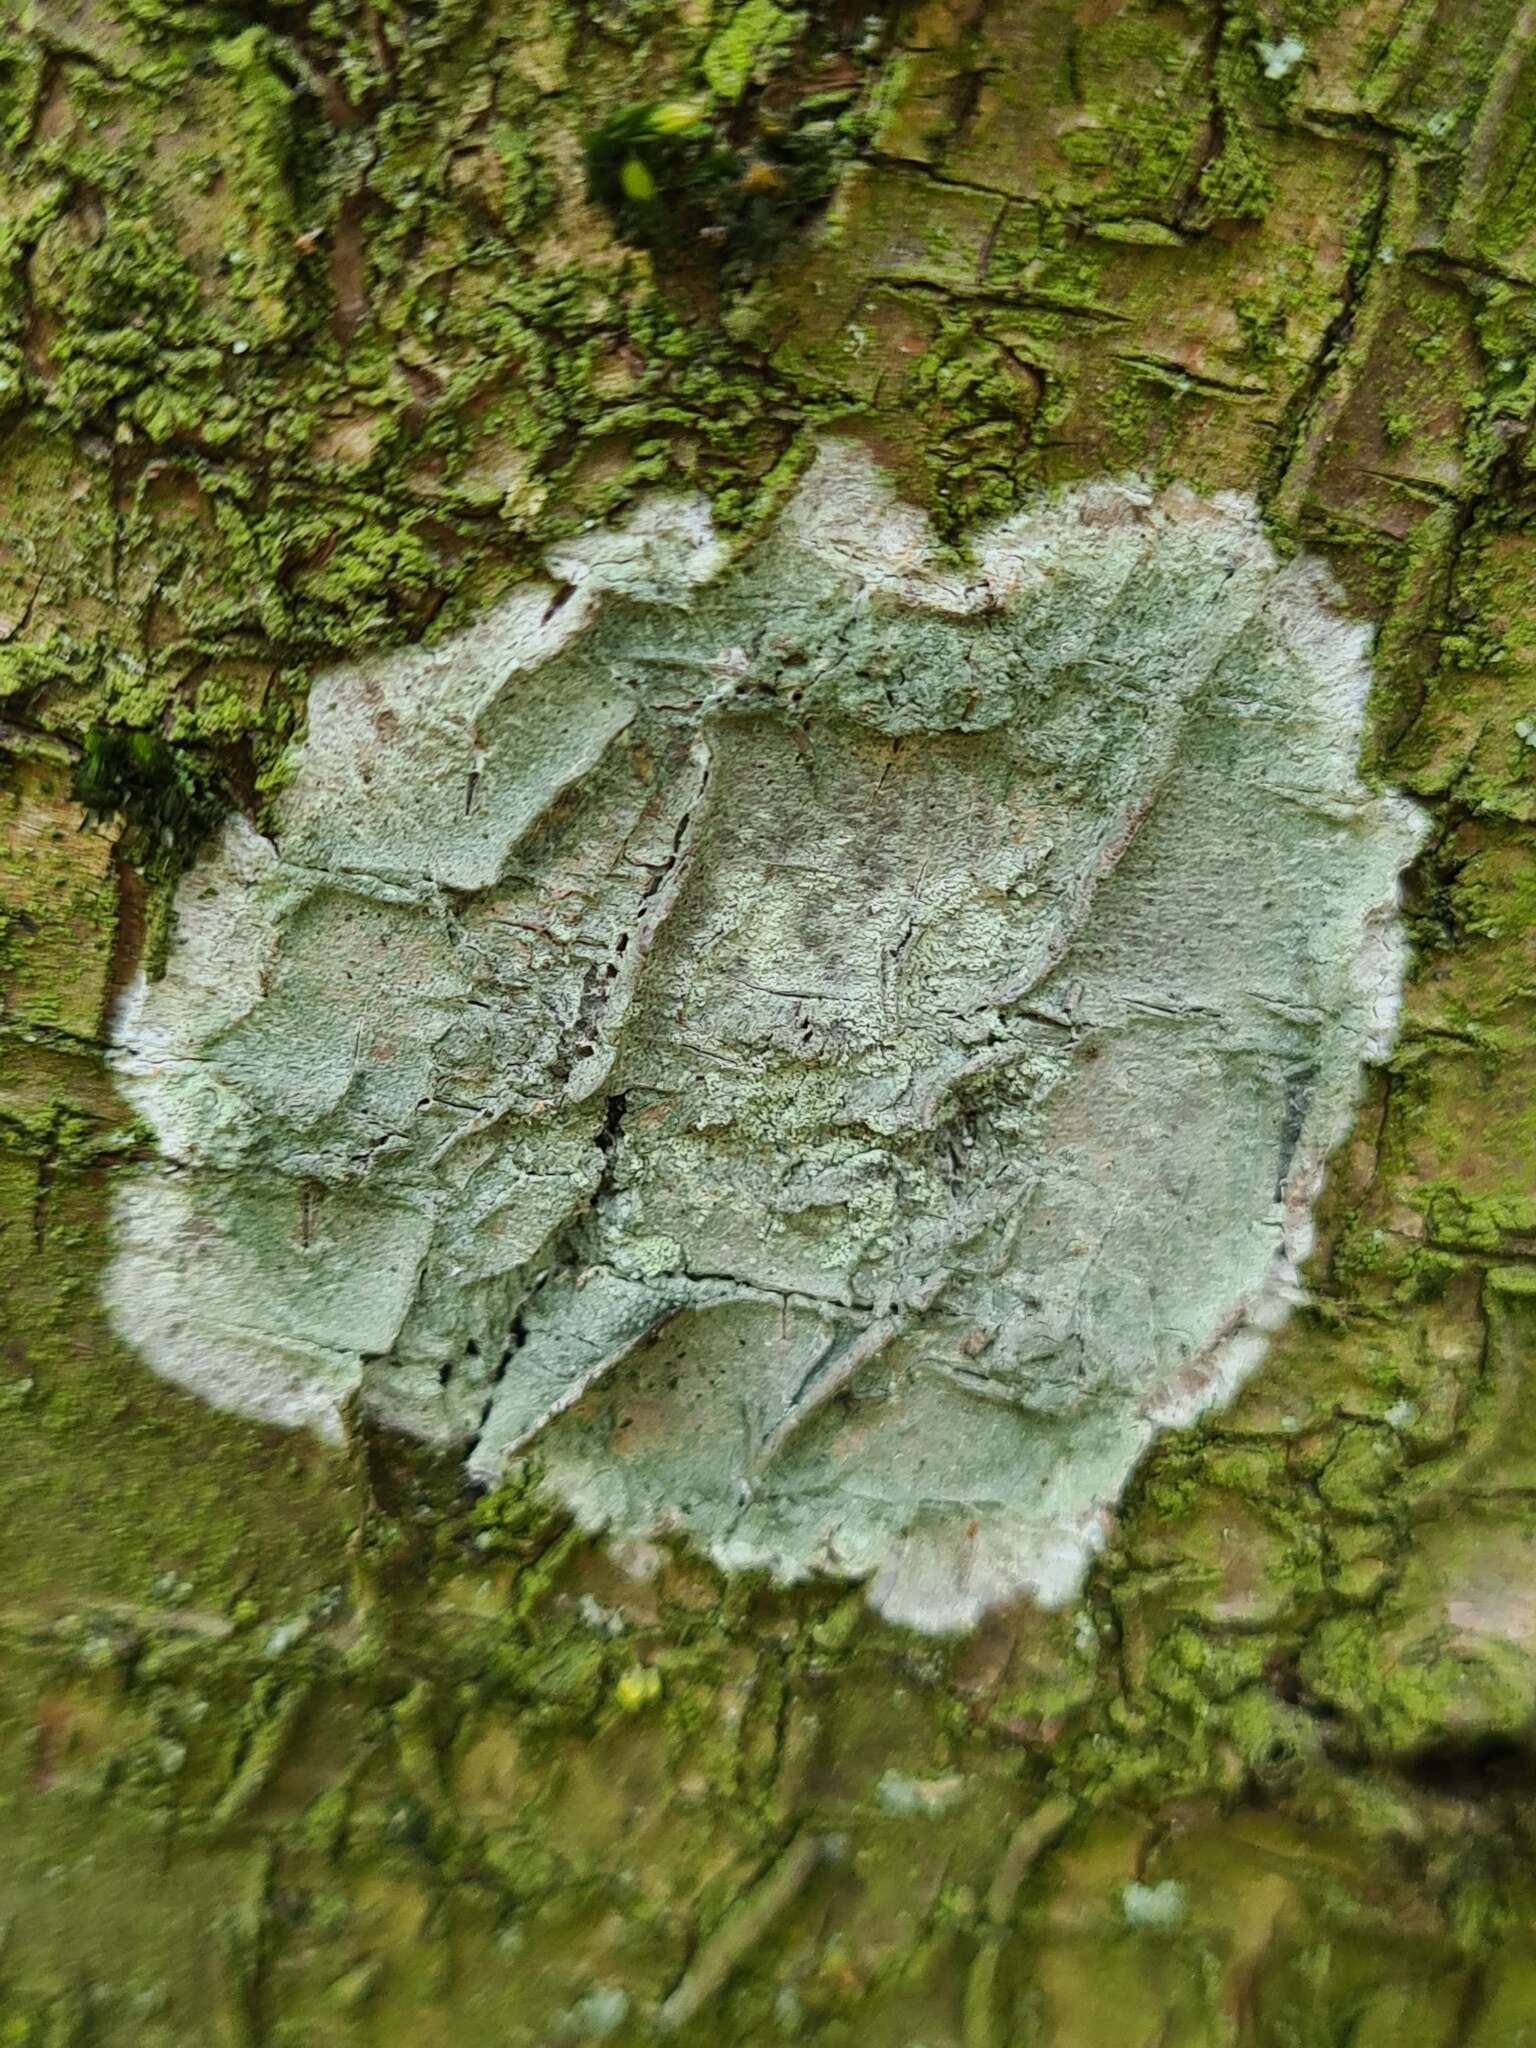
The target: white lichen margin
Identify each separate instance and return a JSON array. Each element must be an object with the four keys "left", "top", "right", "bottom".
[{"left": 106, "top": 442, "right": 1425, "bottom": 1632}]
